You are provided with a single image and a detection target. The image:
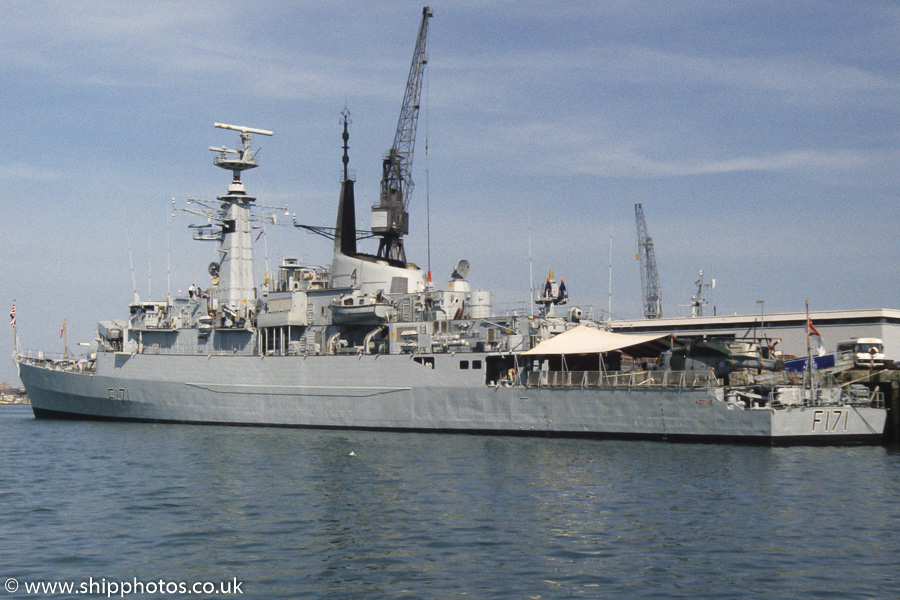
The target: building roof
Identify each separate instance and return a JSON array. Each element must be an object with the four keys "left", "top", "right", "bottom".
[{"left": 611, "top": 308, "right": 900, "bottom": 332}]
